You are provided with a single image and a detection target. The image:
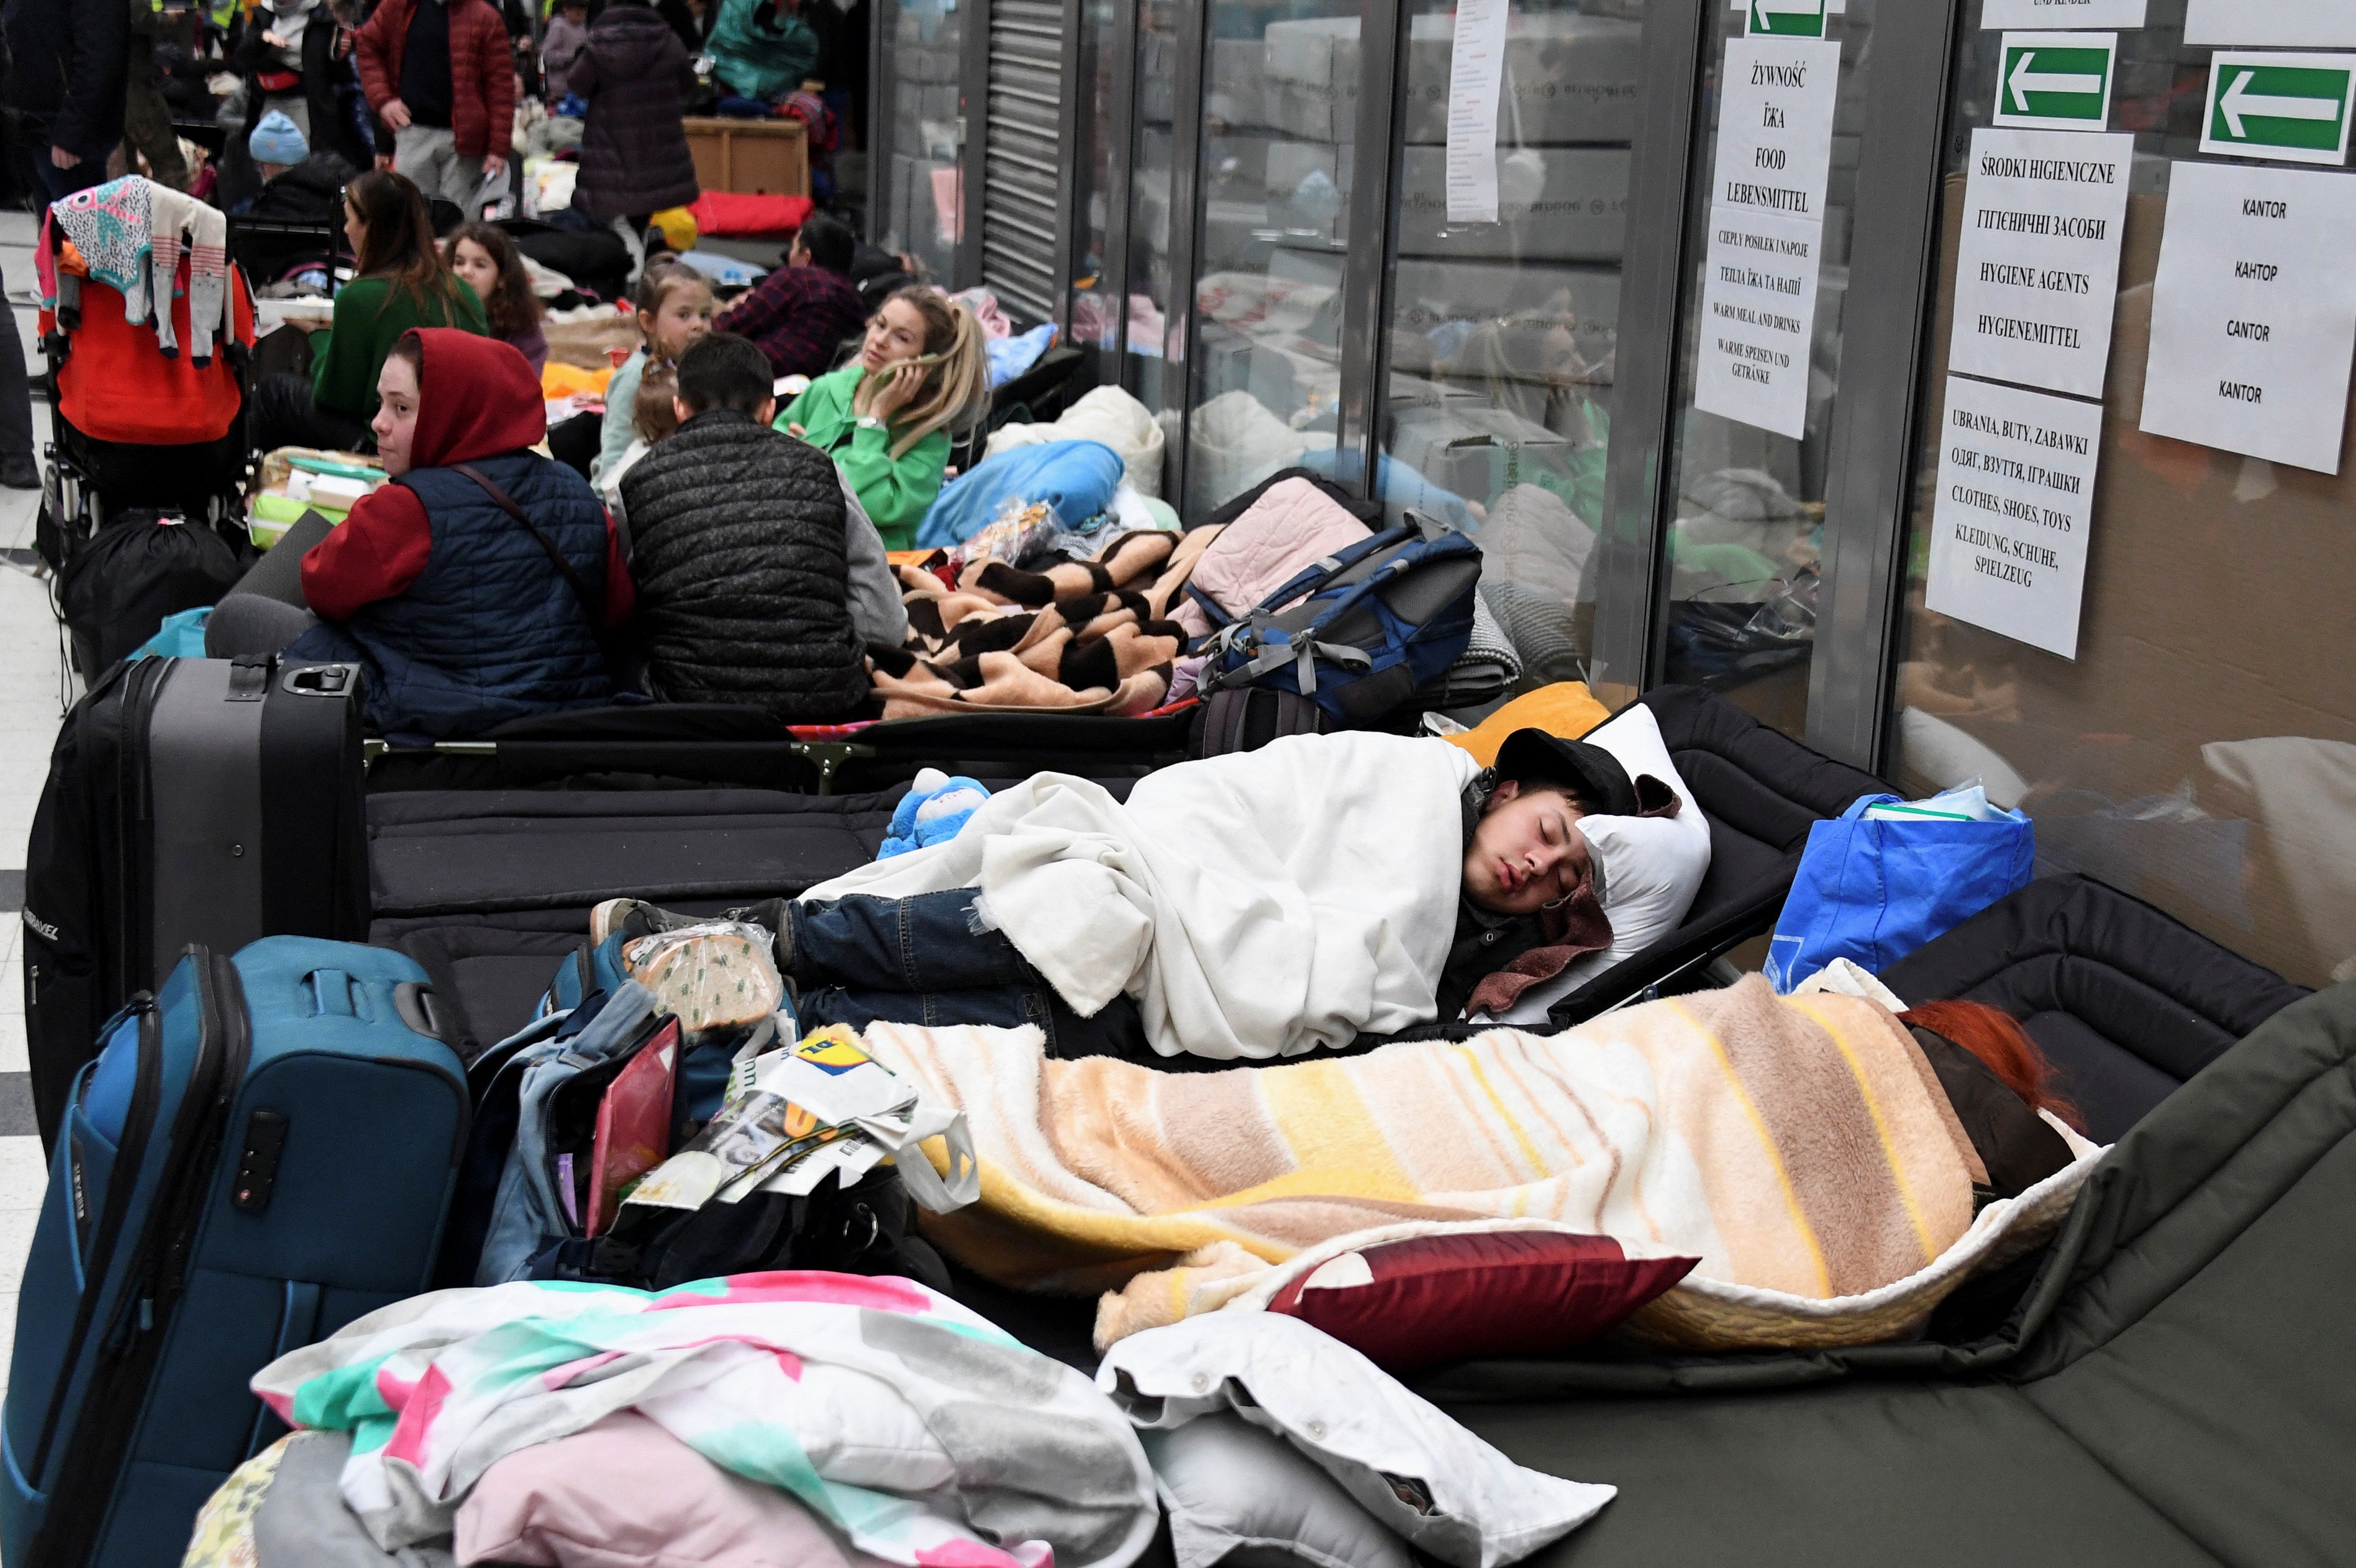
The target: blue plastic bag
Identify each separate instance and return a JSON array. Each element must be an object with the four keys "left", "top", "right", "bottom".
[
  {"left": 127, "top": 605, "right": 212, "bottom": 660},
  {"left": 1764, "top": 793, "right": 2035, "bottom": 994}
]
